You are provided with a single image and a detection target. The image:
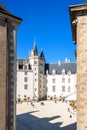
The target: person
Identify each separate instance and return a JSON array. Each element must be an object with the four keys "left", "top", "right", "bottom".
[
  {"left": 54, "top": 100, "right": 57, "bottom": 103},
  {"left": 68, "top": 108, "right": 70, "bottom": 112},
  {"left": 31, "top": 101, "right": 35, "bottom": 107},
  {"left": 70, "top": 115, "right": 72, "bottom": 118},
  {"left": 18, "top": 97, "right": 22, "bottom": 104},
  {"left": 41, "top": 102, "right": 44, "bottom": 105},
  {"left": 27, "top": 97, "right": 30, "bottom": 105}
]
